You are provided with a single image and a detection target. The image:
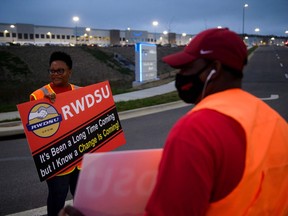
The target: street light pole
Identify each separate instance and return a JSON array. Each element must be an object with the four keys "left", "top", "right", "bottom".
[
  {"left": 86, "top": 27, "right": 91, "bottom": 45},
  {"left": 163, "top": 31, "right": 168, "bottom": 44},
  {"left": 73, "top": 16, "right": 79, "bottom": 45},
  {"left": 10, "top": 25, "right": 15, "bottom": 43},
  {"left": 242, "top": 4, "right": 248, "bottom": 39},
  {"left": 181, "top": 33, "right": 187, "bottom": 45},
  {"left": 152, "top": 21, "right": 158, "bottom": 44},
  {"left": 254, "top": 28, "right": 260, "bottom": 45}
]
